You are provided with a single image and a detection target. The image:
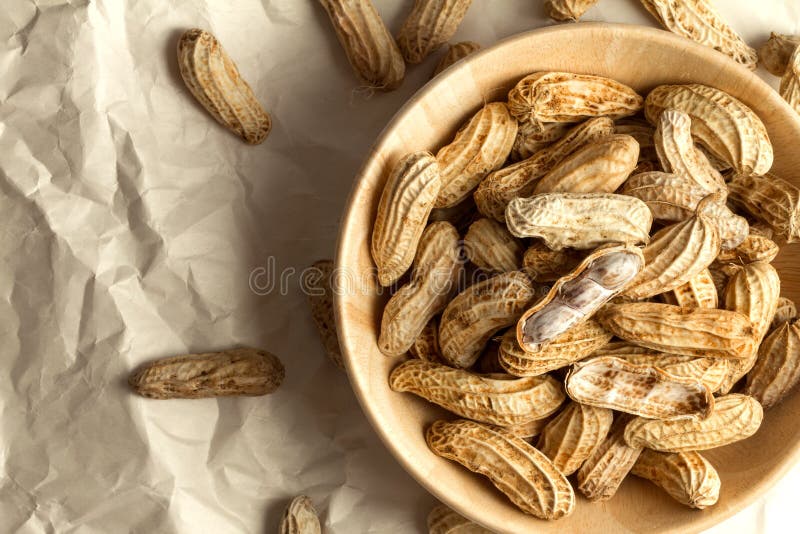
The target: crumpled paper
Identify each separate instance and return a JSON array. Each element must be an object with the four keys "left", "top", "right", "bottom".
[{"left": 0, "top": 1, "right": 798, "bottom": 532}]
